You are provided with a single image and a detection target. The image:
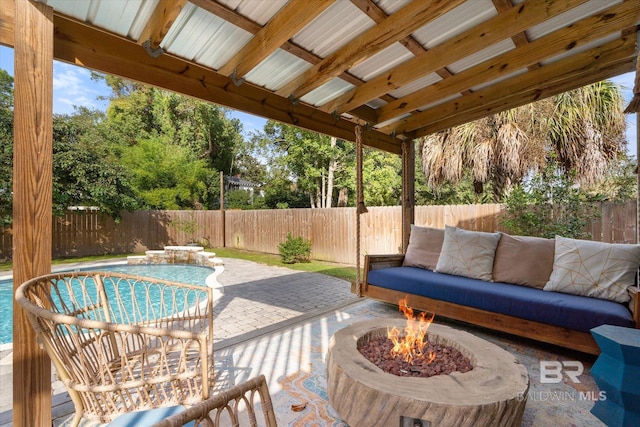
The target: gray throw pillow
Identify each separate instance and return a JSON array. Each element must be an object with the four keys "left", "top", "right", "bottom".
[
  {"left": 402, "top": 225, "right": 444, "bottom": 271},
  {"left": 435, "top": 226, "right": 501, "bottom": 281},
  {"left": 544, "top": 236, "right": 640, "bottom": 303}
]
